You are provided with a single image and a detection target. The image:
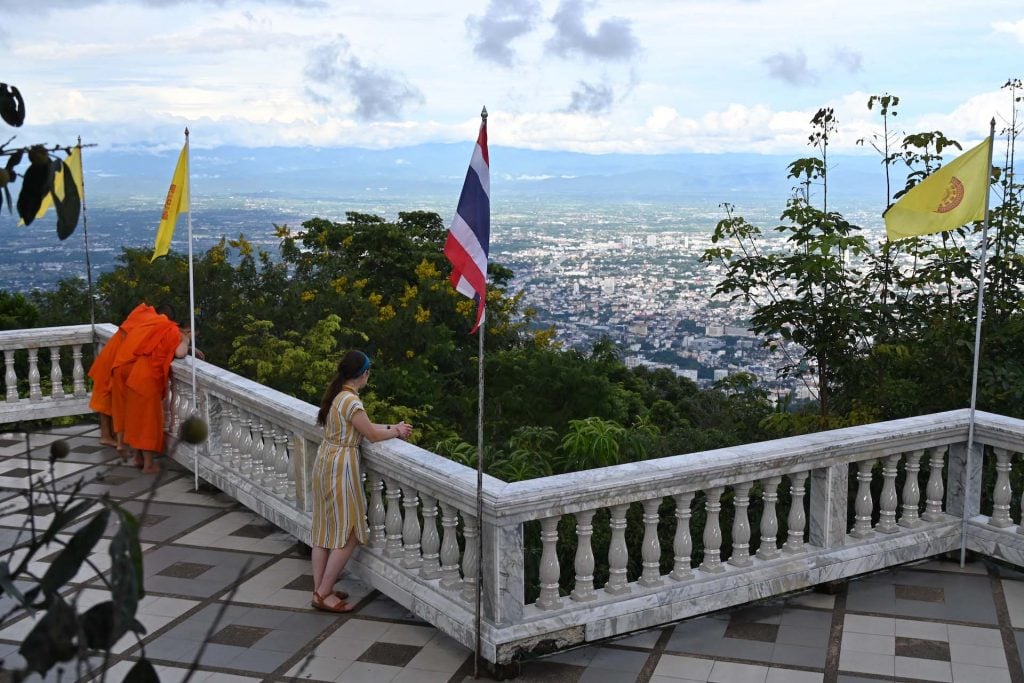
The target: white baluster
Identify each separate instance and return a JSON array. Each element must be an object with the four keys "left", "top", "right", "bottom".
[
  {"left": 72, "top": 344, "right": 86, "bottom": 397},
  {"left": 784, "top": 471, "right": 809, "bottom": 553},
  {"left": 899, "top": 449, "right": 924, "bottom": 529},
  {"left": 401, "top": 486, "right": 422, "bottom": 569},
  {"left": 922, "top": 446, "right": 946, "bottom": 522},
  {"left": 670, "top": 492, "right": 694, "bottom": 581},
  {"left": 237, "top": 410, "right": 254, "bottom": 476},
  {"left": 730, "top": 482, "right": 753, "bottom": 567},
  {"left": 461, "top": 512, "right": 480, "bottom": 604},
  {"left": 27, "top": 348, "right": 41, "bottom": 401},
  {"left": 536, "top": 515, "right": 562, "bottom": 609},
  {"left": 4, "top": 350, "right": 18, "bottom": 402},
  {"left": 639, "top": 497, "right": 663, "bottom": 587},
  {"left": 214, "top": 402, "right": 228, "bottom": 462},
  {"left": 570, "top": 509, "right": 596, "bottom": 601},
  {"left": 229, "top": 405, "right": 243, "bottom": 471},
  {"left": 48, "top": 346, "right": 63, "bottom": 399},
  {"left": 990, "top": 447, "right": 1013, "bottom": 528},
  {"left": 250, "top": 416, "right": 266, "bottom": 485},
  {"left": 419, "top": 494, "right": 441, "bottom": 579},
  {"left": 757, "top": 476, "right": 782, "bottom": 560},
  {"left": 384, "top": 478, "right": 404, "bottom": 558},
  {"left": 605, "top": 504, "right": 631, "bottom": 595},
  {"left": 439, "top": 502, "right": 463, "bottom": 591},
  {"left": 274, "top": 431, "right": 293, "bottom": 499},
  {"left": 876, "top": 454, "right": 901, "bottom": 534},
  {"left": 701, "top": 487, "right": 726, "bottom": 573},
  {"left": 850, "top": 459, "right": 876, "bottom": 538},
  {"left": 368, "top": 472, "right": 386, "bottom": 548}
]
